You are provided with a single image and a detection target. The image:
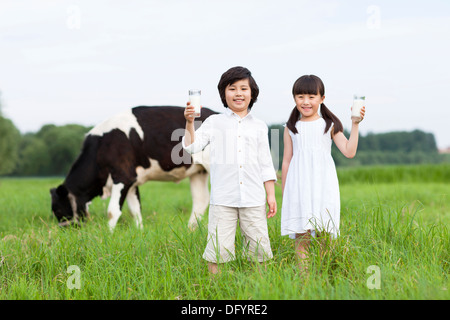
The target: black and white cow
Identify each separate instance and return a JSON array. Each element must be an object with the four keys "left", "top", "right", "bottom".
[{"left": 50, "top": 106, "right": 216, "bottom": 231}]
